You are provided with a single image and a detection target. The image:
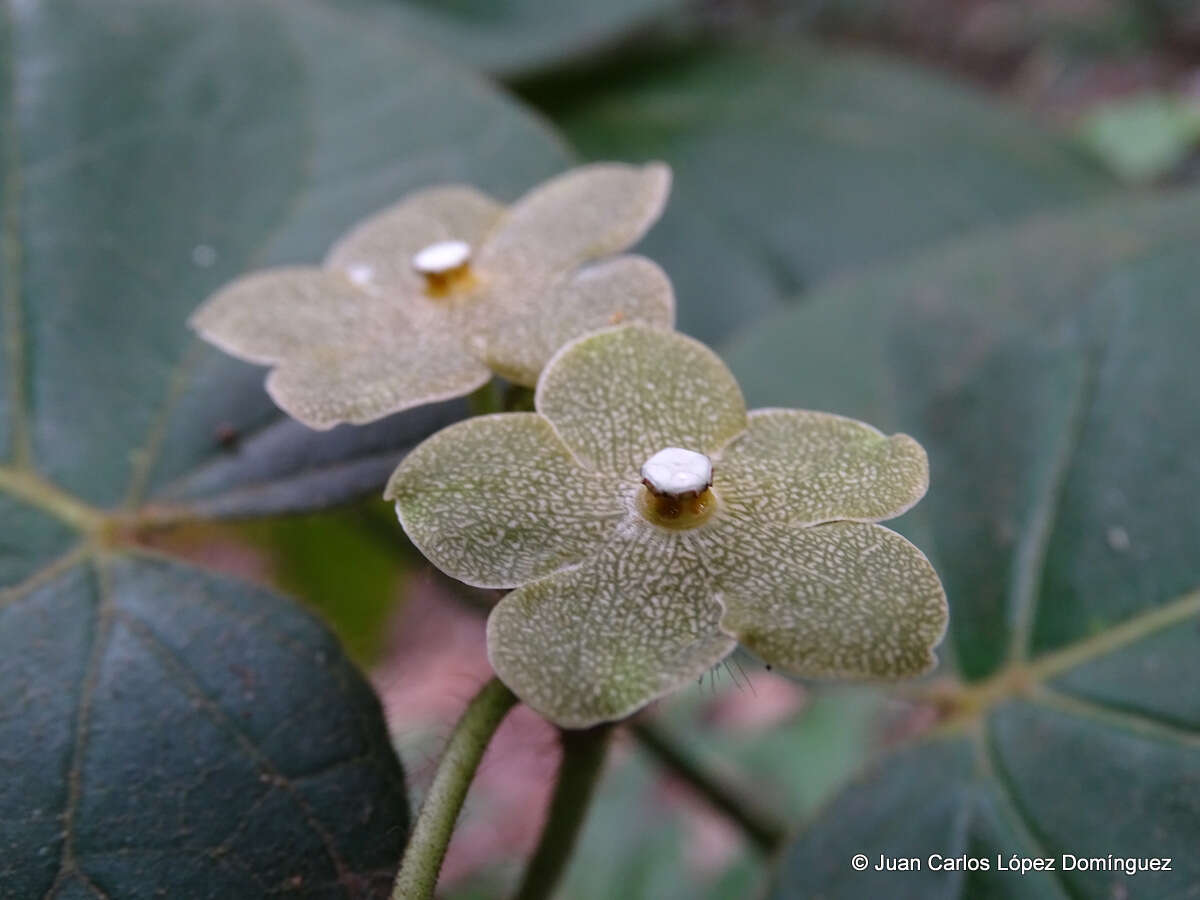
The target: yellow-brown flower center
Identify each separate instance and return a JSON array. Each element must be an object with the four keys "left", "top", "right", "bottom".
[
  {"left": 638, "top": 447, "right": 716, "bottom": 530},
  {"left": 413, "top": 239, "right": 474, "bottom": 296}
]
